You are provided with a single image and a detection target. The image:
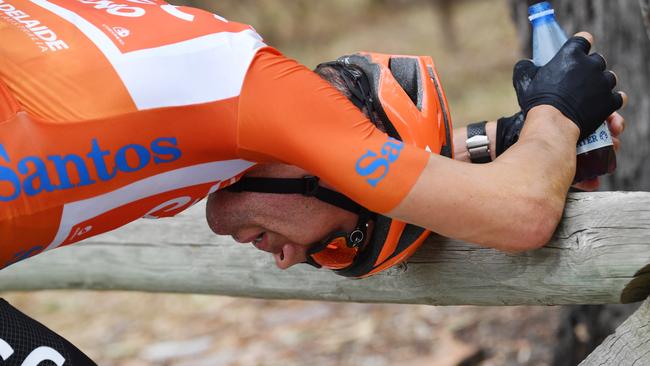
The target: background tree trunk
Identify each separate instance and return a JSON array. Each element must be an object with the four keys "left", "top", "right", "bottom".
[{"left": 509, "top": 1, "right": 650, "bottom": 365}]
